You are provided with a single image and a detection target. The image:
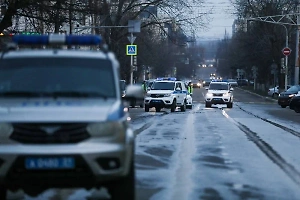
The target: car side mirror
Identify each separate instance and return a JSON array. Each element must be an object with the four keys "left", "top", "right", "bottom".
[
  {"left": 147, "top": 87, "right": 151, "bottom": 91},
  {"left": 230, "top": 88, "right": 234, "bottom": 91},
  {"left": 123, "top": 84, "right": 144, "bottom": 101},
  {"left": 205, "top": 87, "right": 208, "bottom": 90}
]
